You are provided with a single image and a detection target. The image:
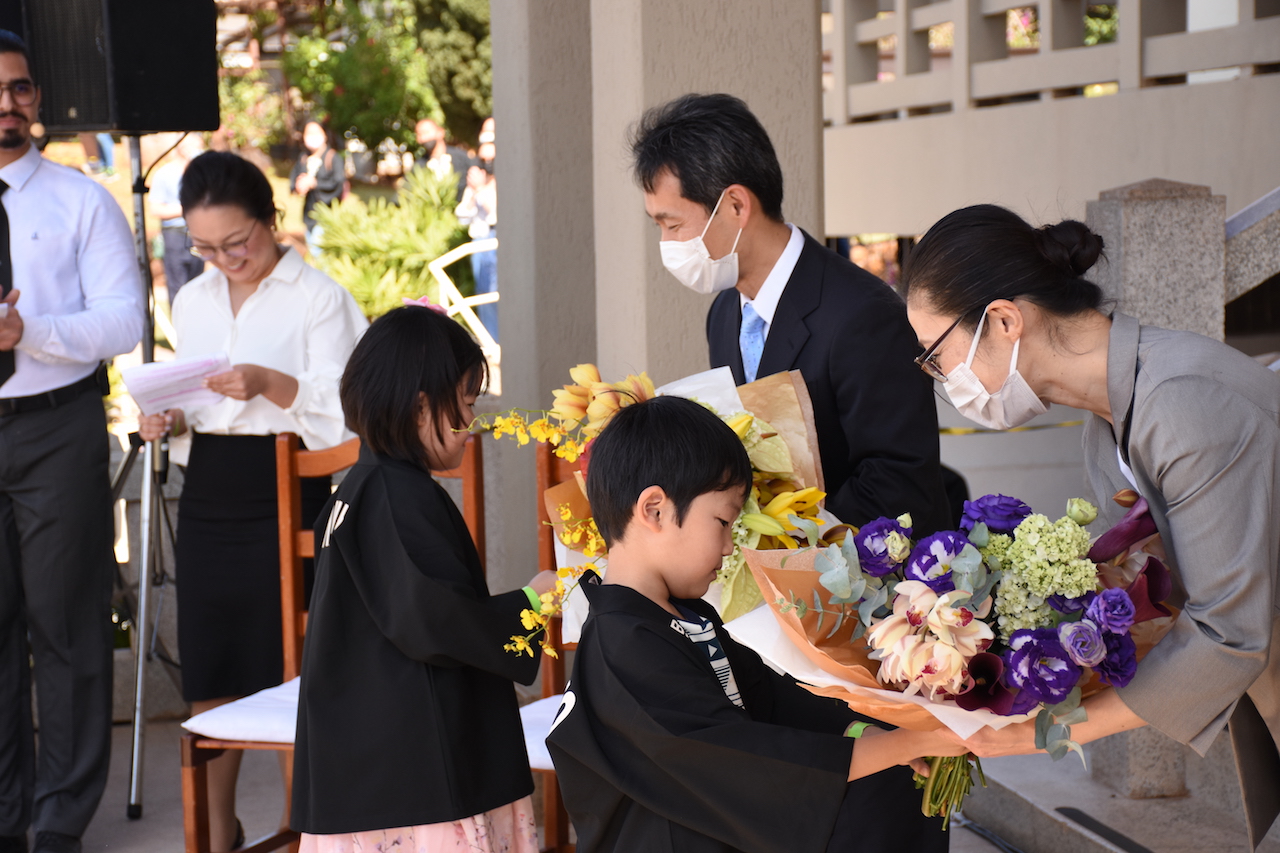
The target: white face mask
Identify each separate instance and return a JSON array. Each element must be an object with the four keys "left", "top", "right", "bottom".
[
  {"left": 943, "top": 306, "right": 1047, "bottom": 430},
  {"left": 658, "top": 189, "right": 743, "bottom": 295}
]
